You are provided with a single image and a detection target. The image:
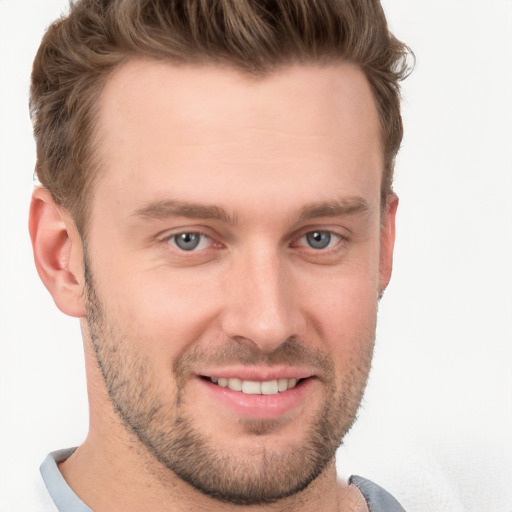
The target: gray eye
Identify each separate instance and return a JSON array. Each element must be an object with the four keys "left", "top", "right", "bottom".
[
  {"left": 306, "top": 231, "right": 331, "bottom": 249},
  {"left": 173, "top": 233, "right": 202, "bottom": 251}
]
